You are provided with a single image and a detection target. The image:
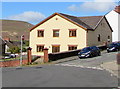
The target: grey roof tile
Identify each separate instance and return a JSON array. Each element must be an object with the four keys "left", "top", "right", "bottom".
[{"left": 59, "top": 13, "right": 103, "bottom": 30}]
